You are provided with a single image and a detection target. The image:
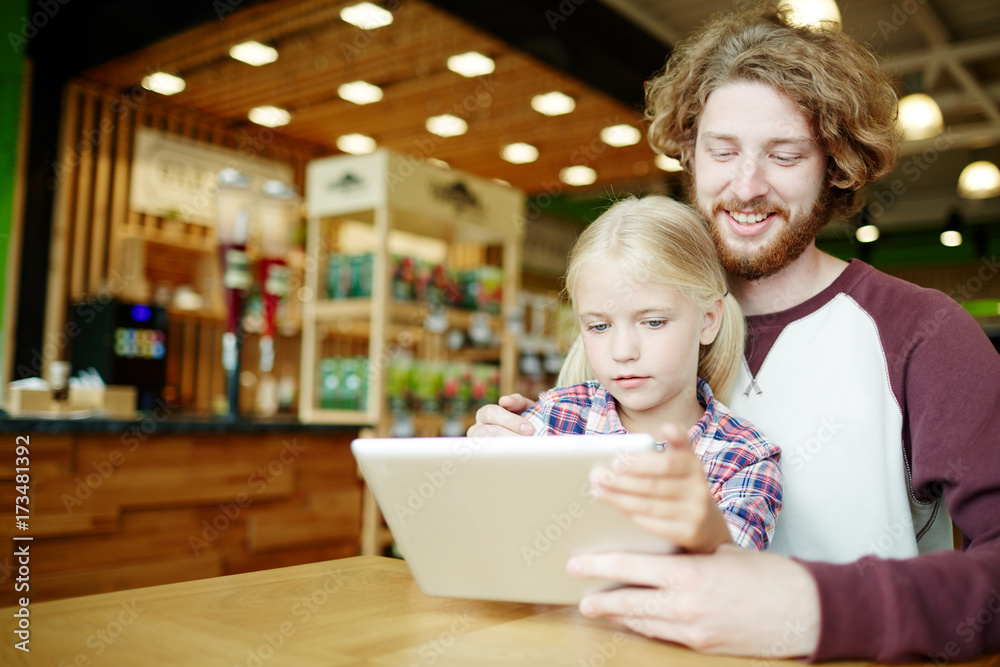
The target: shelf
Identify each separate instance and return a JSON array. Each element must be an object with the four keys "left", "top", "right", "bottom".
[
  {"left": 296, "top": 408, "right": 375, "bottom": 426},
  {"left": 313, "top": 298, "right": 501, "bottom": 329},
  {"left": 299, "top": 149, "right": 524, "bottom": 428}
]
